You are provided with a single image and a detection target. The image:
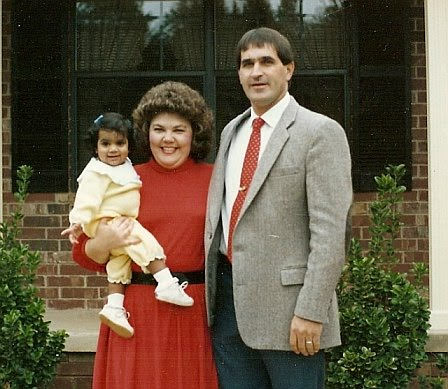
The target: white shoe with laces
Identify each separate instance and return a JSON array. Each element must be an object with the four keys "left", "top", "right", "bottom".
[
  {"left": 155, "top": 277, "right": 194, "bottom": 306},
  {"left": 99, "top": 304, "right": 134, "bottom": 338}
]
